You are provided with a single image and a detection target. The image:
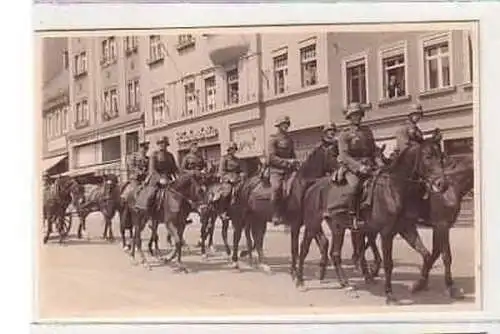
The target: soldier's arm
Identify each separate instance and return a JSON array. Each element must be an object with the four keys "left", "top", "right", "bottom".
[{"left": 337, "top": 131, "right": 363, "bottom": 172}]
